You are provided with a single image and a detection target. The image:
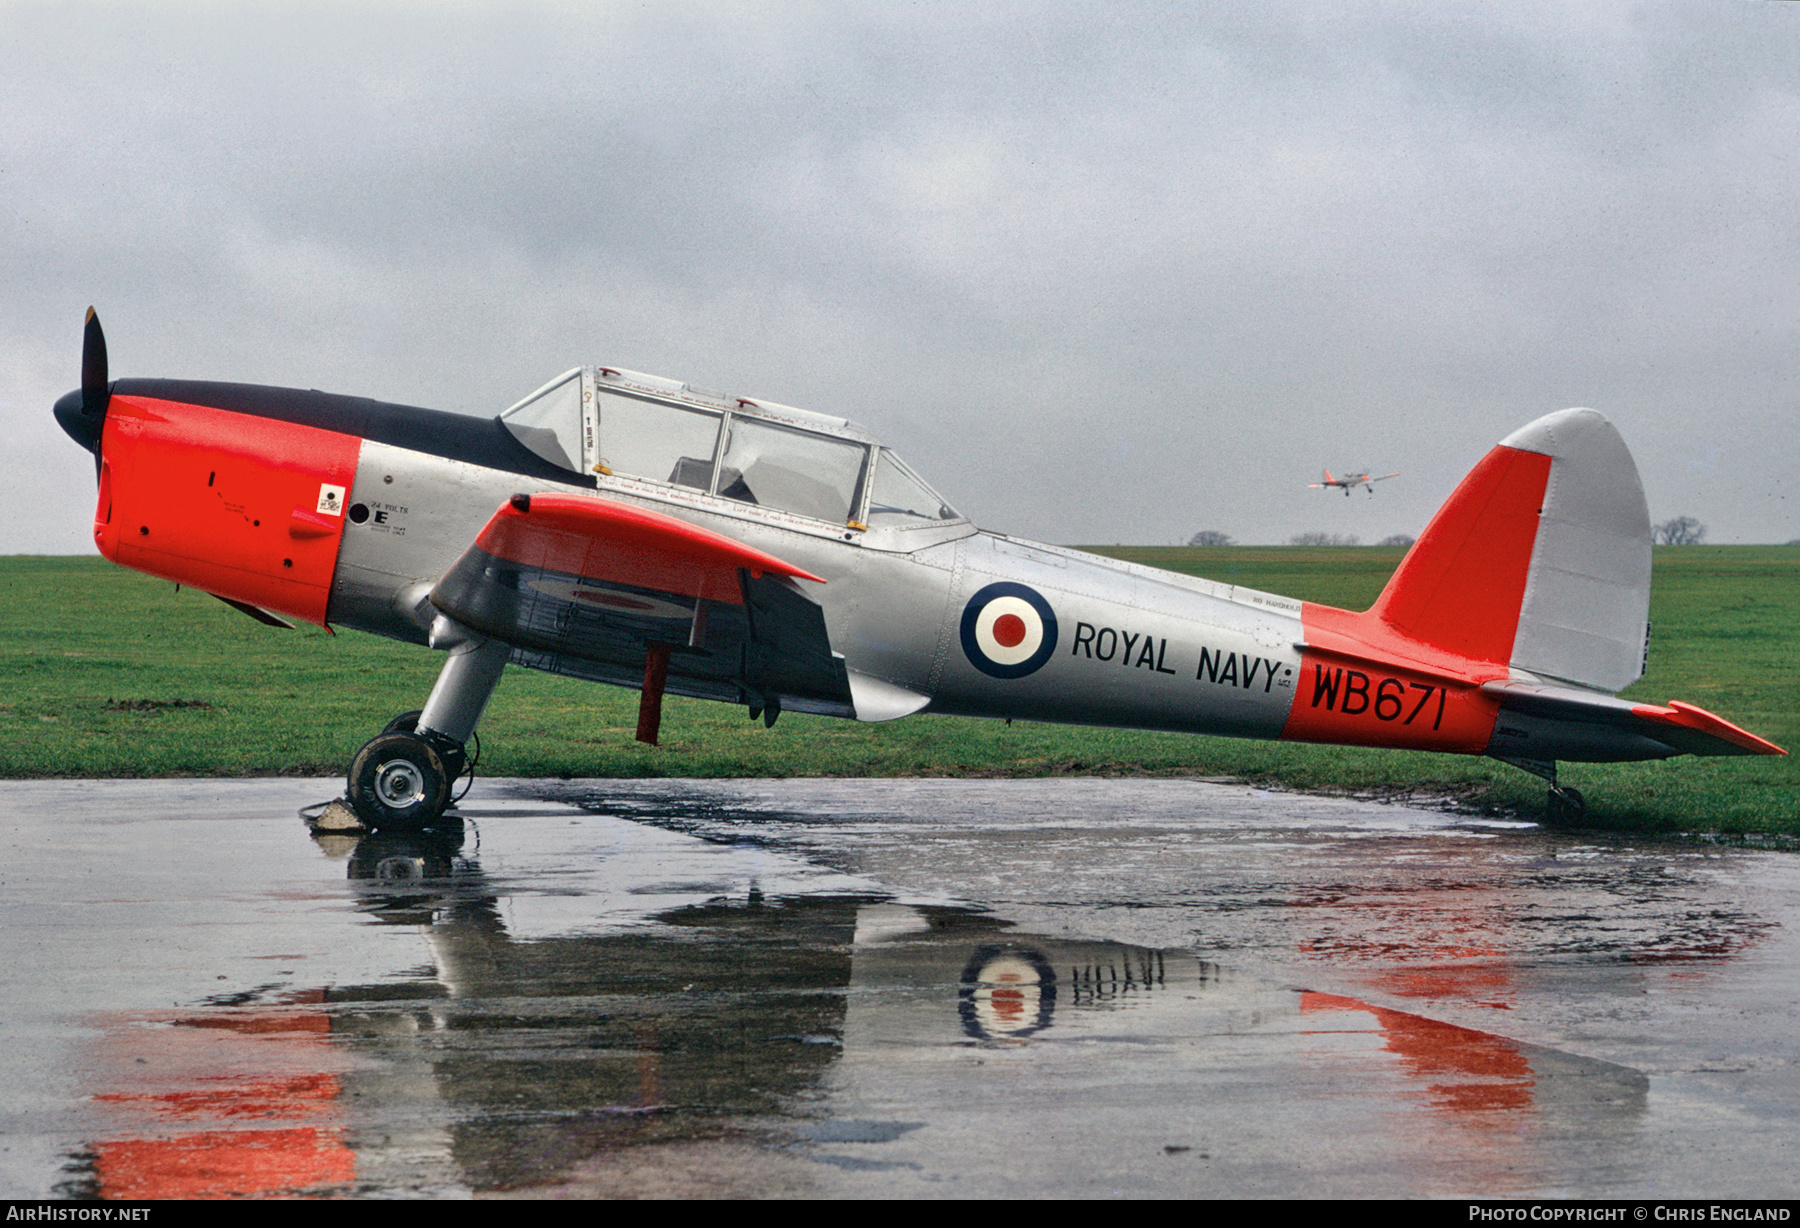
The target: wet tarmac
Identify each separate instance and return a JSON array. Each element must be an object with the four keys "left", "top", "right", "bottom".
[{"left": 2, "top": 776, "right": 1797, "bottom": 1199}]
